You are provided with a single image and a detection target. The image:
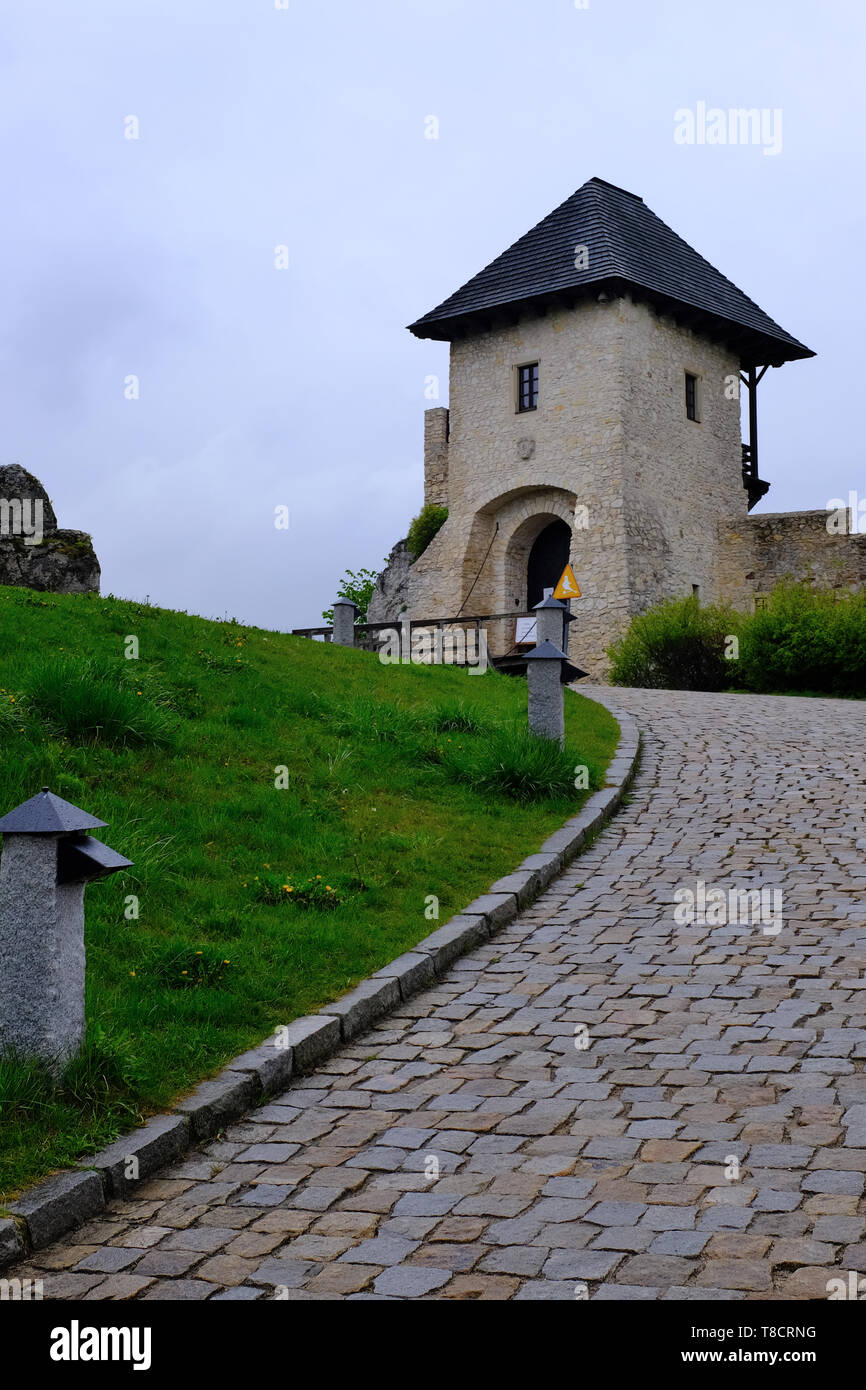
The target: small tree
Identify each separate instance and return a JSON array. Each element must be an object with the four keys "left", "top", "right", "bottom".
[{"left": 322, "top": 567, "right": 381, "bottom": 625}]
